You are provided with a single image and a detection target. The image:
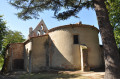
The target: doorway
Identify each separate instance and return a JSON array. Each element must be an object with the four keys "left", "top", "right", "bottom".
[{"left": 13, "top": 59, "right": 24, "bottom": 70}]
